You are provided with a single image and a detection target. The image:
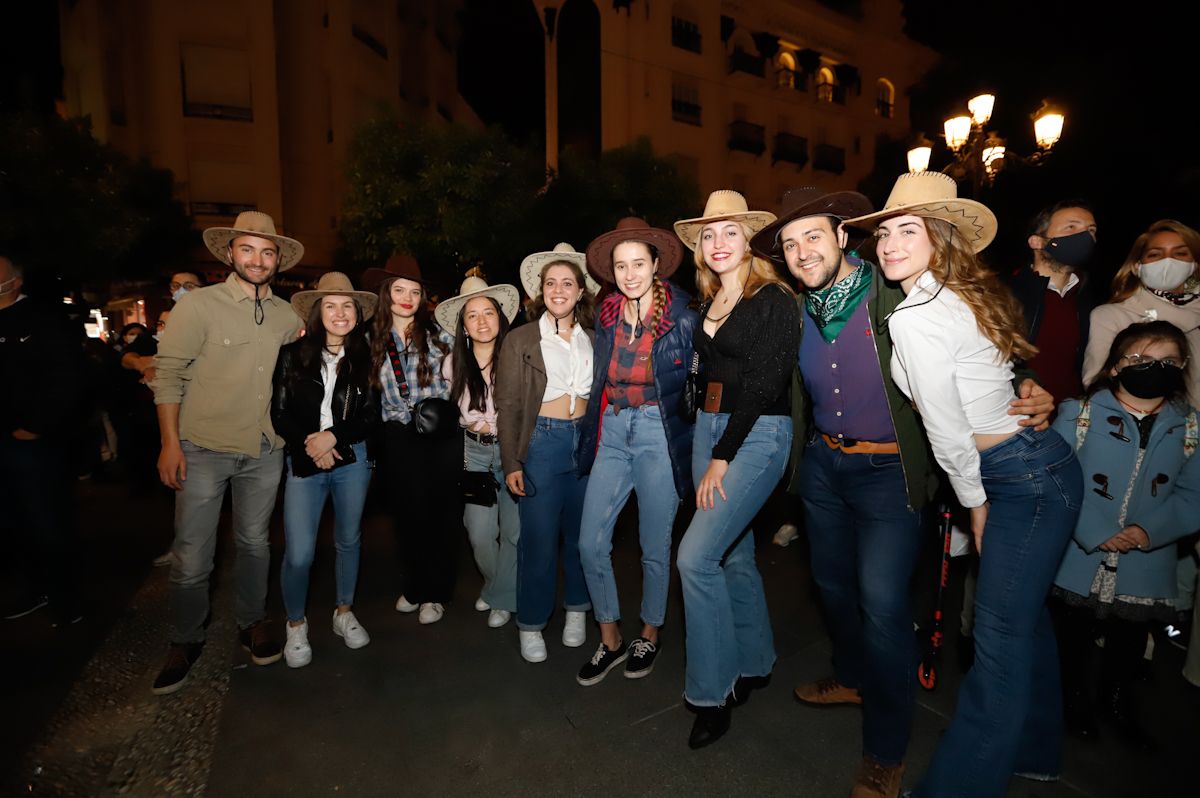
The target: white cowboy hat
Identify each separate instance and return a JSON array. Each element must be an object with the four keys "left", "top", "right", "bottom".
[
  {"left": 434, "top": 274, "right": 521, "bottom": 332},
  {"left": 843, "top": 172, "right": 998, "bottom": 253},
  {"left": 290, "top": 271, "right": 377, "bottom": 322},
  {"left": 519, "top": 243, "right": 601, "bottom": 299},
  {"left": 202, "top": 211, "right": 304, "bottom": 271}
]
